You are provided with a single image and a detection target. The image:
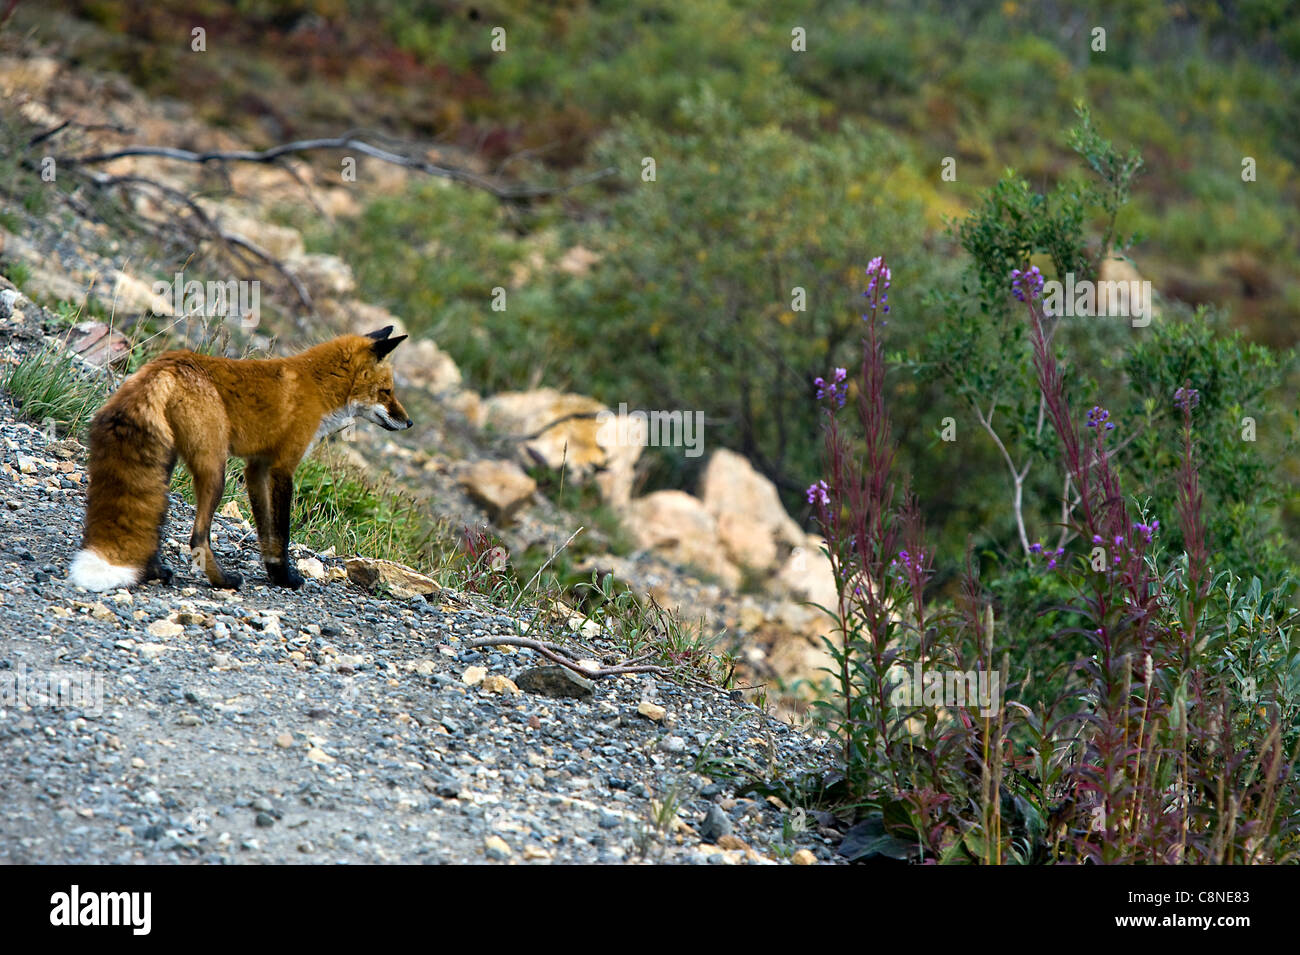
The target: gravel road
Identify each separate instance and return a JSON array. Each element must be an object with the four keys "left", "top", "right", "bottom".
[{"left": 0, "top": 411, "right": 840, "bottom": 864}]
